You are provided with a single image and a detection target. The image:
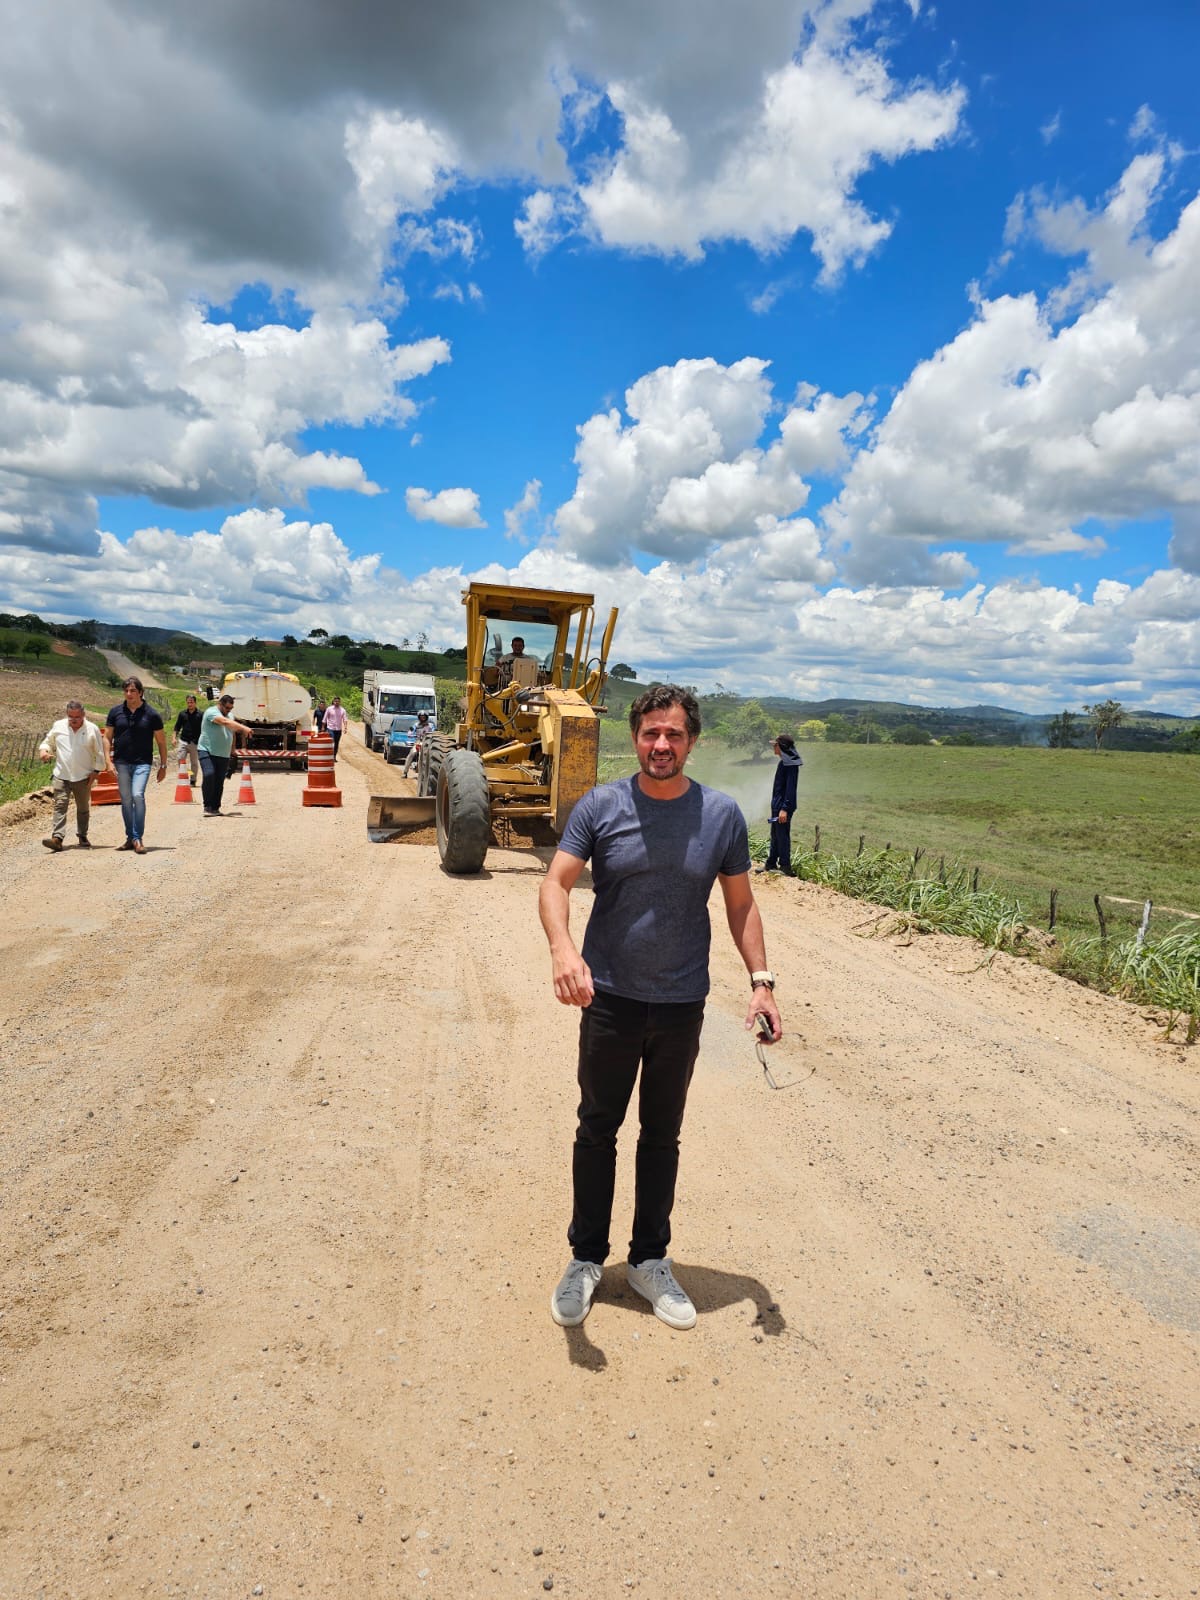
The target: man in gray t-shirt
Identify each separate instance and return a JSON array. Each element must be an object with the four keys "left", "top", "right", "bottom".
[{"left": 539, "top": 684, "right": 783, "bottom": 1332}]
